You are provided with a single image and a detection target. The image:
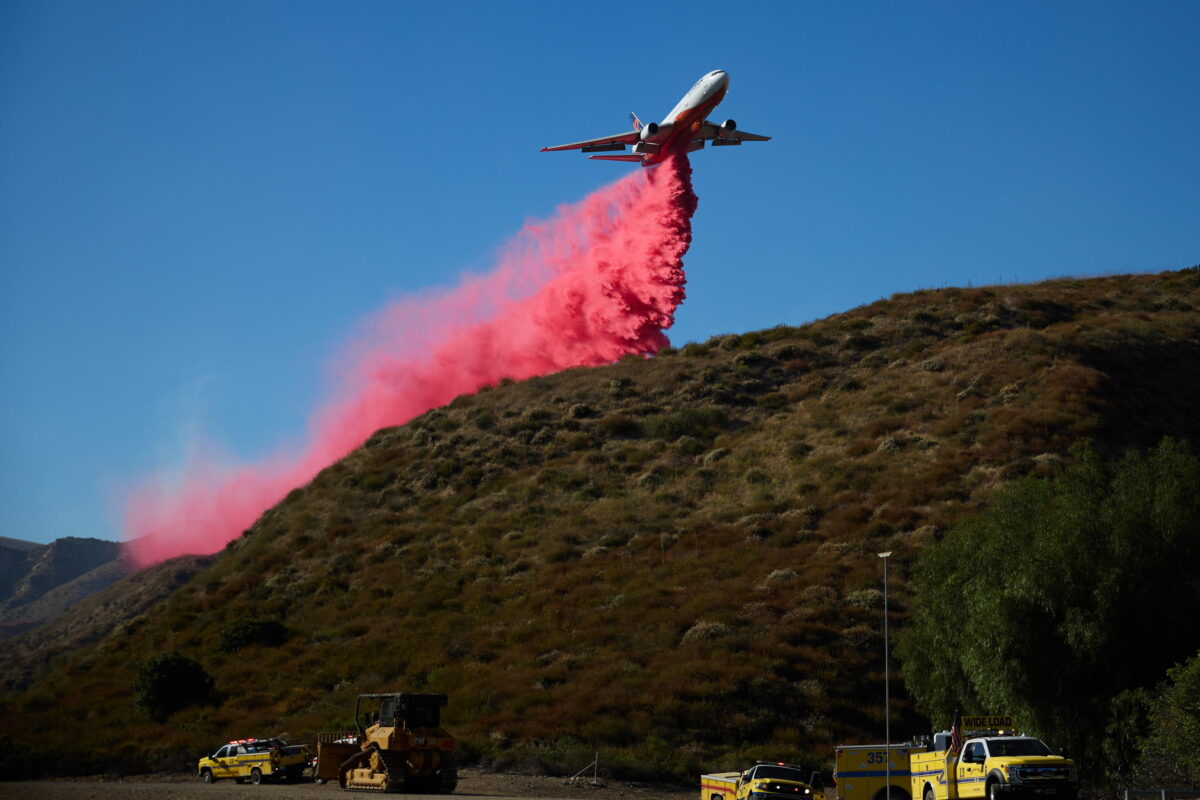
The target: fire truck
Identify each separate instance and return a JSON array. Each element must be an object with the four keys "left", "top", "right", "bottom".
[{"left": 909, "top": 718, "right": 1078, "bottom": 800}]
